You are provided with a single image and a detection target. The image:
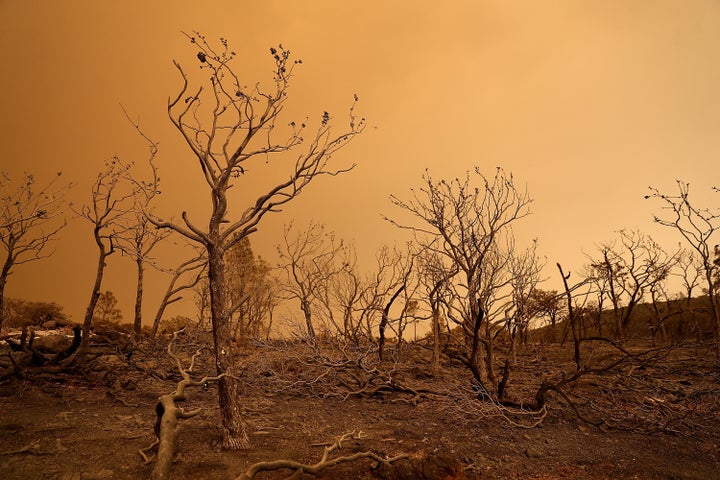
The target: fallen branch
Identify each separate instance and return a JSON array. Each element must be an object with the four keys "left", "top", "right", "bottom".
[
  {"left": 142, "top": 329, "right": 237, "bottom": 480},
  {"left": 235, "top": 431, "right": 407, "bottom": 480}
]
